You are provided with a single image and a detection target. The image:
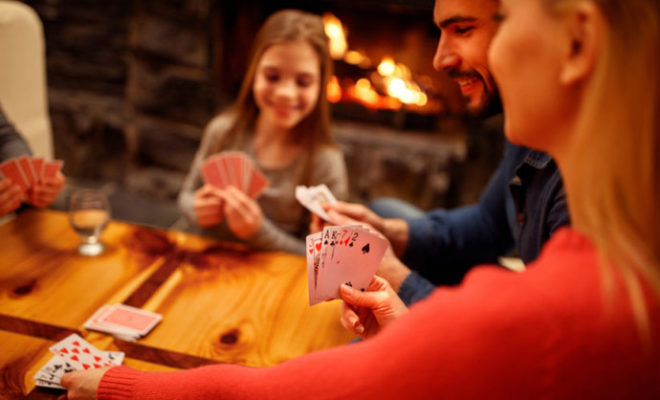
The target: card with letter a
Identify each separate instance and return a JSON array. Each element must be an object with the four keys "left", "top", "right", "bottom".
[{"left": 305, "top": 225, "right": 388, "bottom": 305}]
